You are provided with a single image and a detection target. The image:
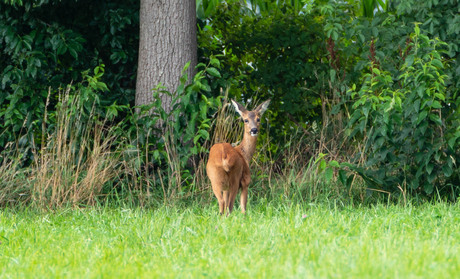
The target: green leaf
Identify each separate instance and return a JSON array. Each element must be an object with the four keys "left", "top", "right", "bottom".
[
  {"left": 417, "top": 110, "right": 428, "bottom": 125},
  {"left": 210, "top": 58, "right": 220, "bottom": 68},
  {"left": 2, "top": 72, "right": 10, "bottom": 87},
  {"left": 206, "top": 67, "right": 221, "bottom": 78},
  {"left": 431, "top": 100, "right": 442, "bottom": 109},
  {"left": 332, "top": 31, "right": 338, "bottom": 41},
  {"left": 199, "top": 129, "right": 209, "bottom": 140},
  {"left": 442, "top": 165, "right": 453, "bottom": 178},
  {"left": 196, "top": 62, "right": 207, "bottom": 68},
  {"left": 330, "top": 69, "right": 336, "bottom": 83},
  {"left": 193, "top": 135, "right": 201, "bottom": 145},
  {"left": 325, "top": 167, "right": 333, "bottom": 182},
  {"left": 329, "top": 160, "right": 340, "bottom": 168},
  {"left": 409, "top": 179, "right": 419, "bottom": 190},
  {"left": 428, "top": 113, "right": 442, "bottom": 125},
  {"left": 431, "top": 59, "right": 443, "bottom": 69},
  {"left": 414, "top": 23, "right": 420, "bottom": 36},
  {"left": 448, "top": 136, "right": 456, "bottom": 149},
  {"left": 319, "top": 159, "right": 327, "bottom": 171},
  {"left": 426, "top": 163, "right": 434, "bottom": 175},
  {"left": 372, "top": 67, "right": 381, "bottom": 76},
  {"left": 424, "top": 182, "right": 434, "bottom": 194},
  {"left": 405, "top": 54, "right": 414, "bottom": 67},
  {"left": 434, "top": 93, "right": 445, "bottom": 101}
]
